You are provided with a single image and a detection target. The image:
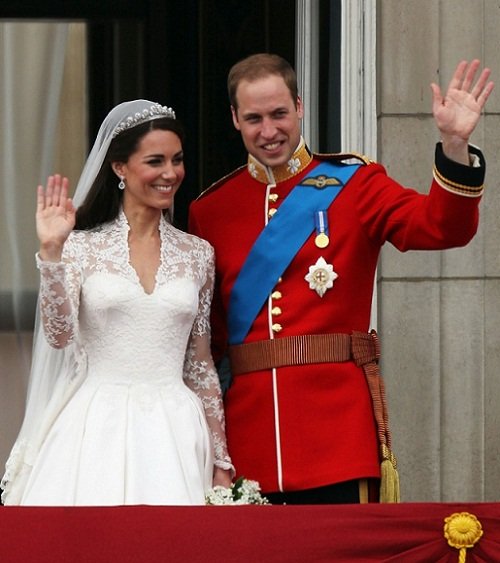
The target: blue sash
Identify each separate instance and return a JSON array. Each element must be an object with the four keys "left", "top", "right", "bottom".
[{"left": 228, "top": 160, "right": 360, "bottom": 344}]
